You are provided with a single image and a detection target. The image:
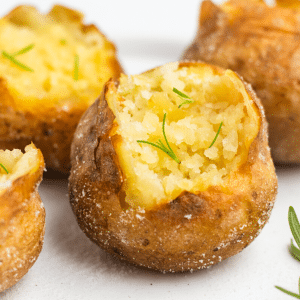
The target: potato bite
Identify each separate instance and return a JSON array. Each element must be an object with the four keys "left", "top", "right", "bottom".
[
  {"left": 0, "top": 5, "right": 122, "bottom": 173},
  {"left": 69, "top": 62, "right": 277, "bottom": 272},
  {"left": 0, "top": 144, "right": 45, "bottom": 292},
  {"left": 182, "top": 0, "right": 300, "bottom": 164}
]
